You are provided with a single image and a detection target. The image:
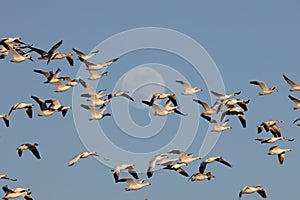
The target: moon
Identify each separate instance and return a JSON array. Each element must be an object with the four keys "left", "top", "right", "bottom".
[{"left": 121, "top": 66, "right": 166, "bottom": 108}]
